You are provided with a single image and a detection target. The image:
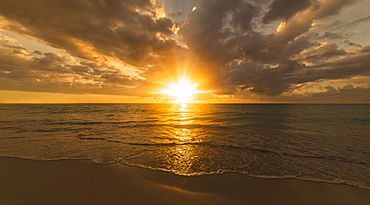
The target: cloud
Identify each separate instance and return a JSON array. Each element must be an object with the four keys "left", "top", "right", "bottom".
[
  {"left": 344, "top": 40, "right": 362, "bottom": 48},
  {"left": 0, "top": 0, "right": 368, "bottom": 102},
  {"left": 235, "top": 82, "right": 370, "bottom": 103},
  {"left": 177, "top": 0, "right": 362, "bottom": 96},
  {"left": 0, "top": 39, "right": 143, "bottom": 95},
  {"left": 0, "top": 0, "right": 188, "bottom": 96},
  {"left": 0, "top": 0, "right": 179, "bottom": 67},
  {"left": 304, "top": 84, "right": 370, "bottom": 103},
  {"left": 298, "top": 42, "right": 347, "bottom": 63},
  {"left": 302, "top": 48, "right": 370, "bottom": 81},
  {"left": 315, "top": 32, "right": 344, "bottom": 40},
  {"left": 349, "top": 15, "right": 370, "bottom": 25},
  {"left": 263, "top": 0, "right": 312, "bottom": 24}
]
